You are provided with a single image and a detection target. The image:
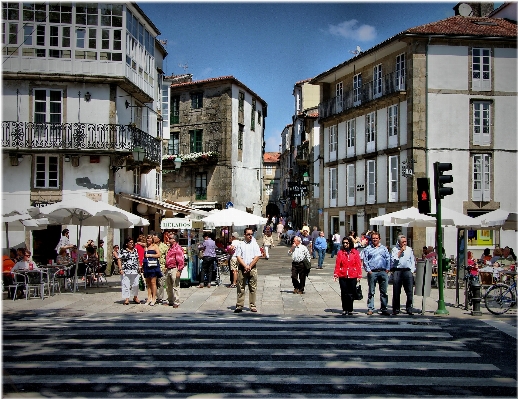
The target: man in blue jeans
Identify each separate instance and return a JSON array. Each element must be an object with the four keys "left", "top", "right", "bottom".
[
  {"left": 361, "top": 231, "right": 390, "bottom": 315},
  {"left": 313, "top": 231, "right": 328, "bottom": 269}
]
